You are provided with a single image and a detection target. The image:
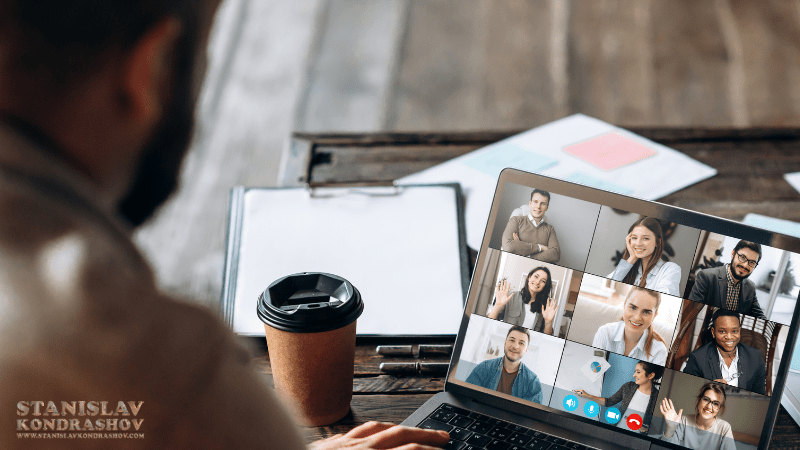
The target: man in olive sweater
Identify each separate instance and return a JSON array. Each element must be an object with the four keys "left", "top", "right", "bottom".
[{"left": 502, "top": 189, "right": 560, "bottom": 262}]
